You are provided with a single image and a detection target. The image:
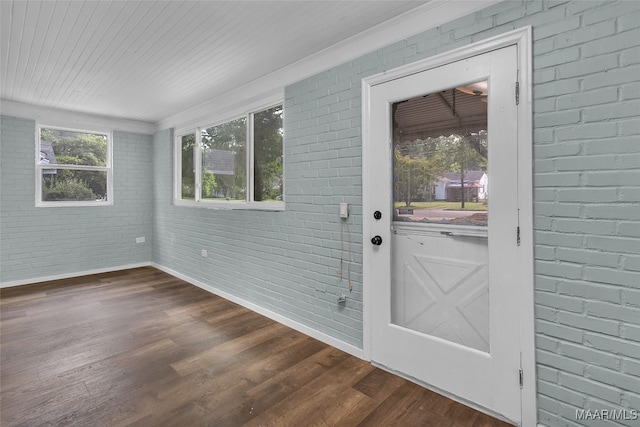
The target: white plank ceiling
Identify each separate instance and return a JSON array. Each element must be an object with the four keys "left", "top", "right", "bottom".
[{"left": 1, "top": 0, "right": 428, "bottom": 123}]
